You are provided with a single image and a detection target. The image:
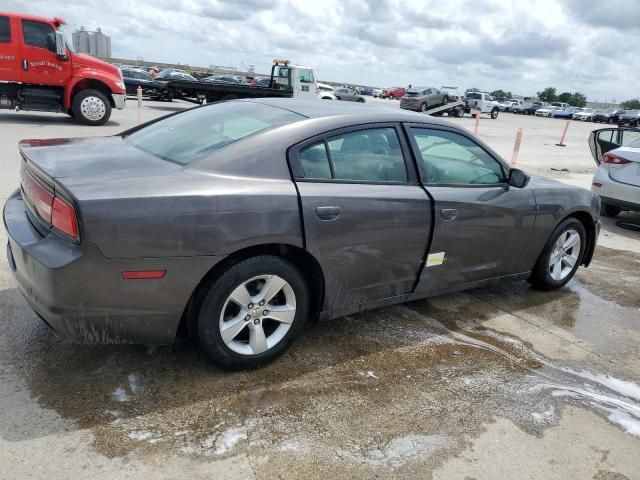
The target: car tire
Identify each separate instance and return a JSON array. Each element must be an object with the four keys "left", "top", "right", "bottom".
[
  {"left": 442, "top": 96, "right": 449, "bottom": 105},
  {"left": 358, "top": 97, "right": 365, "bottom": 103},
  {"left": 529, "top": 217, "right": 586, "bottom": 290},
  {"left": 490, "top": 108, "right": 499, "bottom": 119},
  {"left": 197, "top": 255, "right": 310, "bottom": 370},
  {"left": 420, "top": 103, "right": 427, "bottom": 113},
  {"left": 602, "top": 203, "right": 621, "bottom": 218},
  {"left": 72, "top": 89, "right": 112, "bottom": 126}
]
